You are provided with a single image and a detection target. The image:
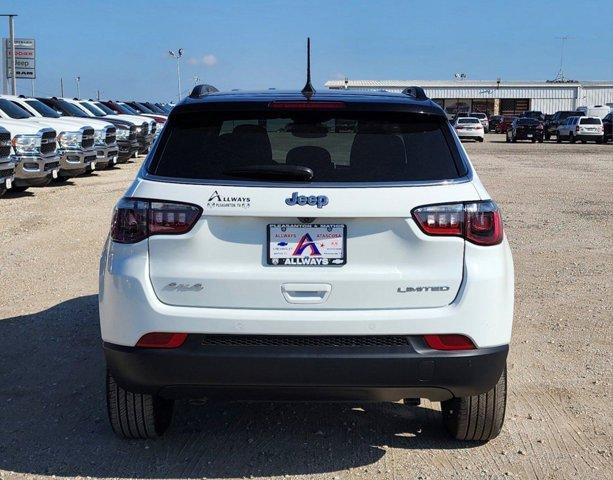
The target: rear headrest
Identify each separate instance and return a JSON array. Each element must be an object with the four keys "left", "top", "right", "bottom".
[
  {"left": 229, "top": 124, "right": 273, "bottom": 164},
  {"left": 286, "top": 146, "right": 333, "bottom": 175},
  {"left": 350, "top": 134, "right": 406, "bottom": 178}
]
